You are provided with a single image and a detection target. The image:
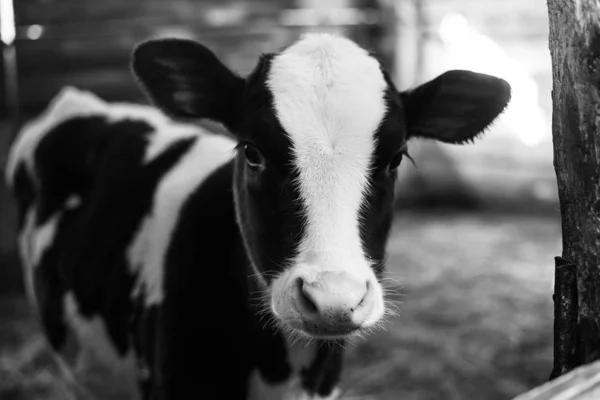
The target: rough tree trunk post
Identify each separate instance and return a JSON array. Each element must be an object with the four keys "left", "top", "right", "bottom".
[{"left": 547, "top": 0, "right": 600, "bottom": 380}]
